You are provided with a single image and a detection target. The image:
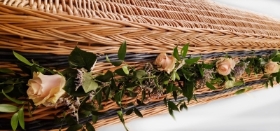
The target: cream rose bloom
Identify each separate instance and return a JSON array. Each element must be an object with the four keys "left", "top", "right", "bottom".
[
  {"left": 265, "top": 60, "right": 279, "bottom": 74},
  {"left": 216, "top": 58, "right": 236, "bottom": 76},
  {"left": 154, "top": 53, "right": 176, "bottom": 74},
  {"left": 27, "top": 72, "right": 66, "bottom": 106}
]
